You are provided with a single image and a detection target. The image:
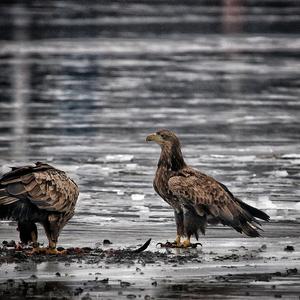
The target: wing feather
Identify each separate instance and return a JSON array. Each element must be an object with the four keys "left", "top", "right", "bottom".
[
  {"left": 0, "top": 195, "right": 19, "bottom": 205},
  {"left": 0, "top": 163, "right": 79, "bottom": 214},
  {"left": 27, "top": 171, "right": 79, "bottom": 213},
  {"left": 24, "top": 179, "right": 38, "bottom": 192},
  {"left": 168, "top": 169, "right": 264, "bottom": 236},
  {"left": 21, "top": 174, "right": 36, "bottom": 184}
]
